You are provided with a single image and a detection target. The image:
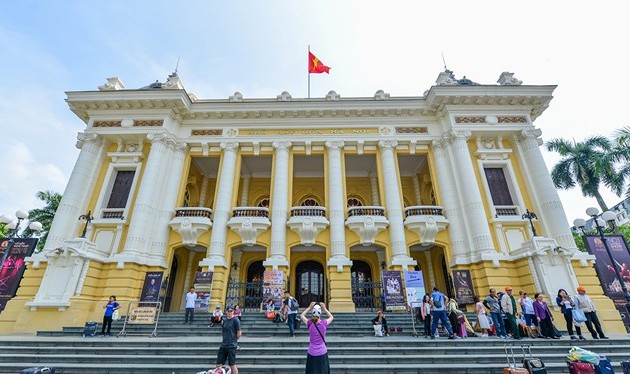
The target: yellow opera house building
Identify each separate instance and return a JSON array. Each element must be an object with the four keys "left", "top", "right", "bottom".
[{"left": 1, "top": 70, "right": 625, "bottom": 334}]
